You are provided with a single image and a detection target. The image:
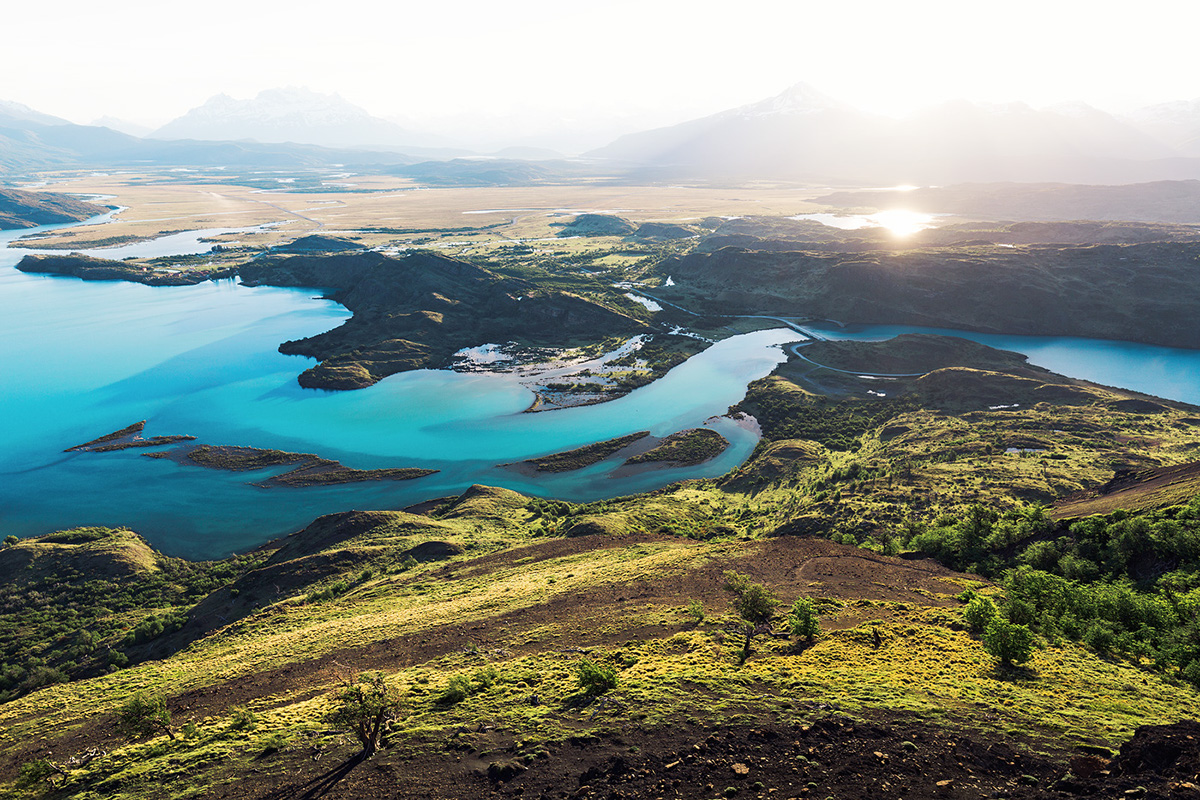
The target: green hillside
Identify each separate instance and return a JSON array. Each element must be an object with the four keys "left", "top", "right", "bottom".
[{"left": 3, "top": 336, "right": 1200, "bottom": 798}]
